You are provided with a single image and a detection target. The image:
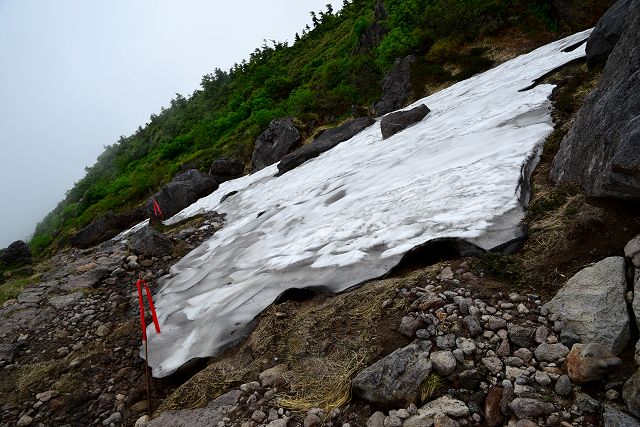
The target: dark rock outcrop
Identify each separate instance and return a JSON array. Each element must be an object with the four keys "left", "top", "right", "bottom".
[
  {"left": 277, "top": 117, "right": 375, "bottom": 175},
  {"left": 0, "top": 240, "right": 31, "bottom": 266},
  {"left": 374, "top": 55, "right": 417, "bottom": 117},
  {"left": 354, "top": 1, "right": 388, "bottom": 53},
  {"left": 550, "top": 2, "right": 640, "bottom": 200},
  {"left": 209, "top": 158, "right": 244, "bottom": 183},
  {"left": 127, "top": 226, "right": 174, "bottom": 257},
  {"left": 585, "top": 0, "right": 636, "bottom": 66},
  {"left": 380, "top": 104, "right": 430, "bottom": 139},
  {"left": 146, "top": 169, "right": 218, "bottom": 221},
  {"left": 70, "top": 208, "right": 146, "bottom": 249},
  {"left": 251, "top": 118, "right": 300, "bottom": 171}
]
